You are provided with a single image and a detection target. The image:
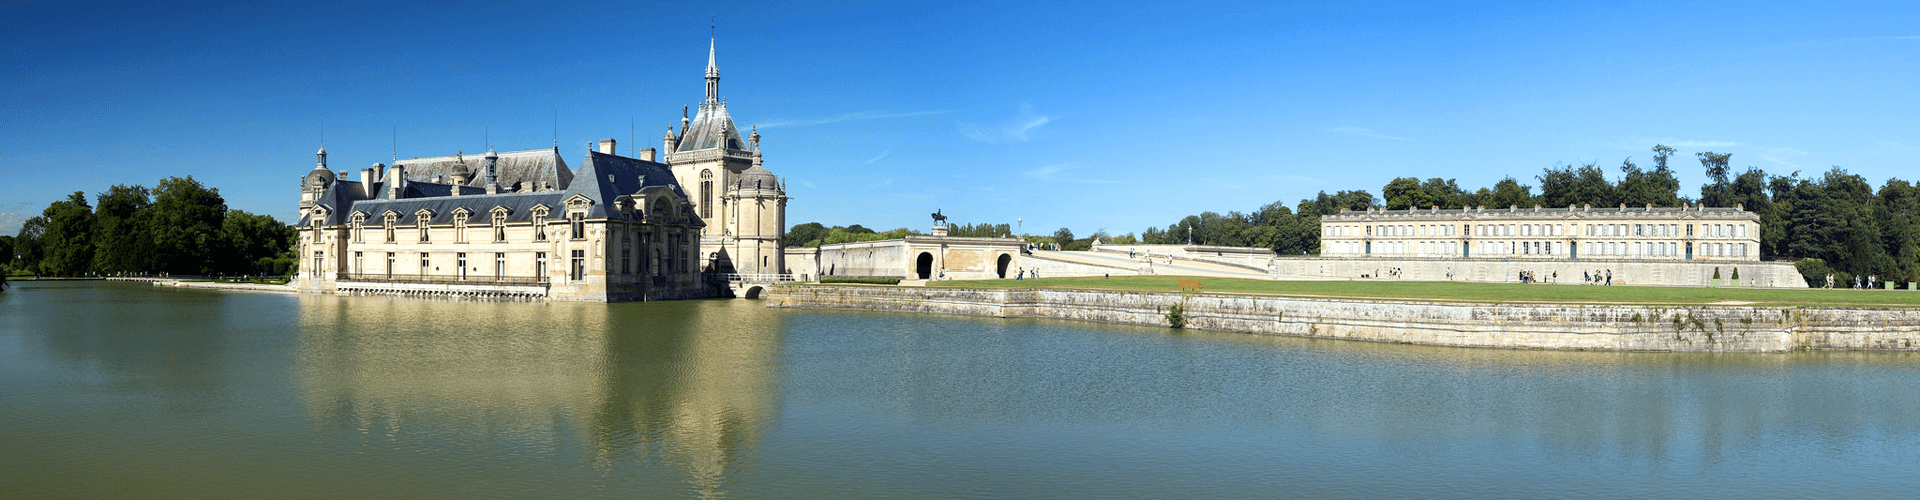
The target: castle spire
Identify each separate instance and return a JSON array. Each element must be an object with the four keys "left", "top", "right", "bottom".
[{"left": 704, "top": 37, "right": 720, "bottom": 104}]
